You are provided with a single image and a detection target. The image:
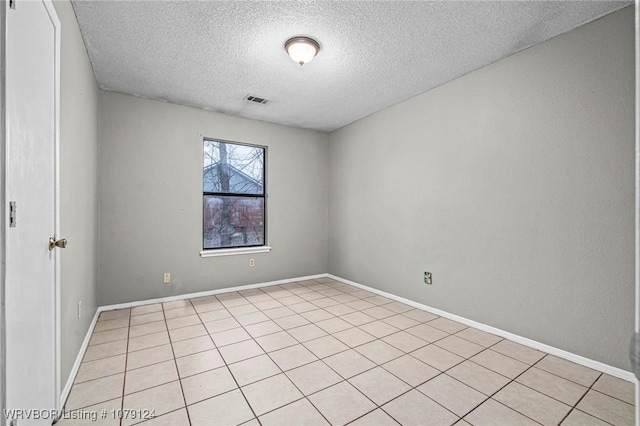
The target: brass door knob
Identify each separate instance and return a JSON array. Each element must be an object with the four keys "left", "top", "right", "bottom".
[{"left": 49, "top": 238, "right": 67, "bottom": 251}]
